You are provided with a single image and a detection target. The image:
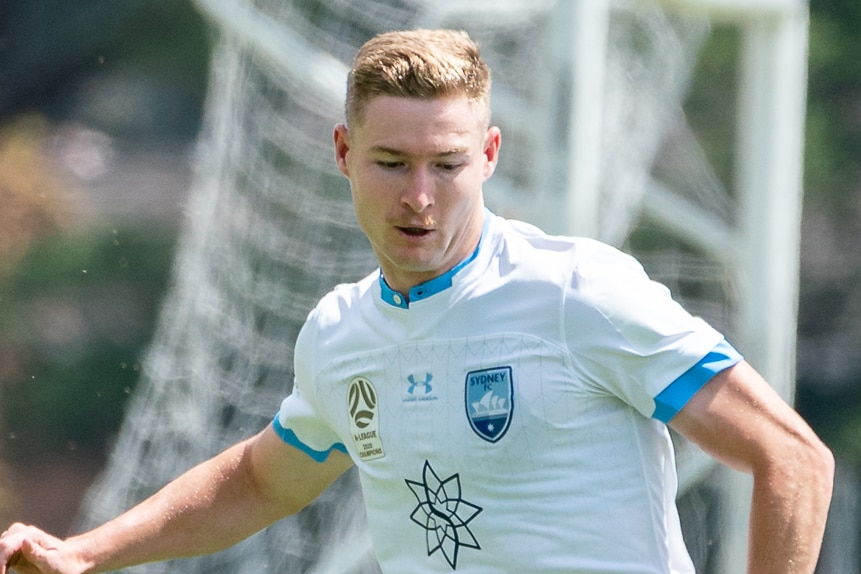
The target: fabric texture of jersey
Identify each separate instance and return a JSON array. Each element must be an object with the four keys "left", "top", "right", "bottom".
[{"left": 276, "top": 214, "right": 739, "bottom": 573}]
